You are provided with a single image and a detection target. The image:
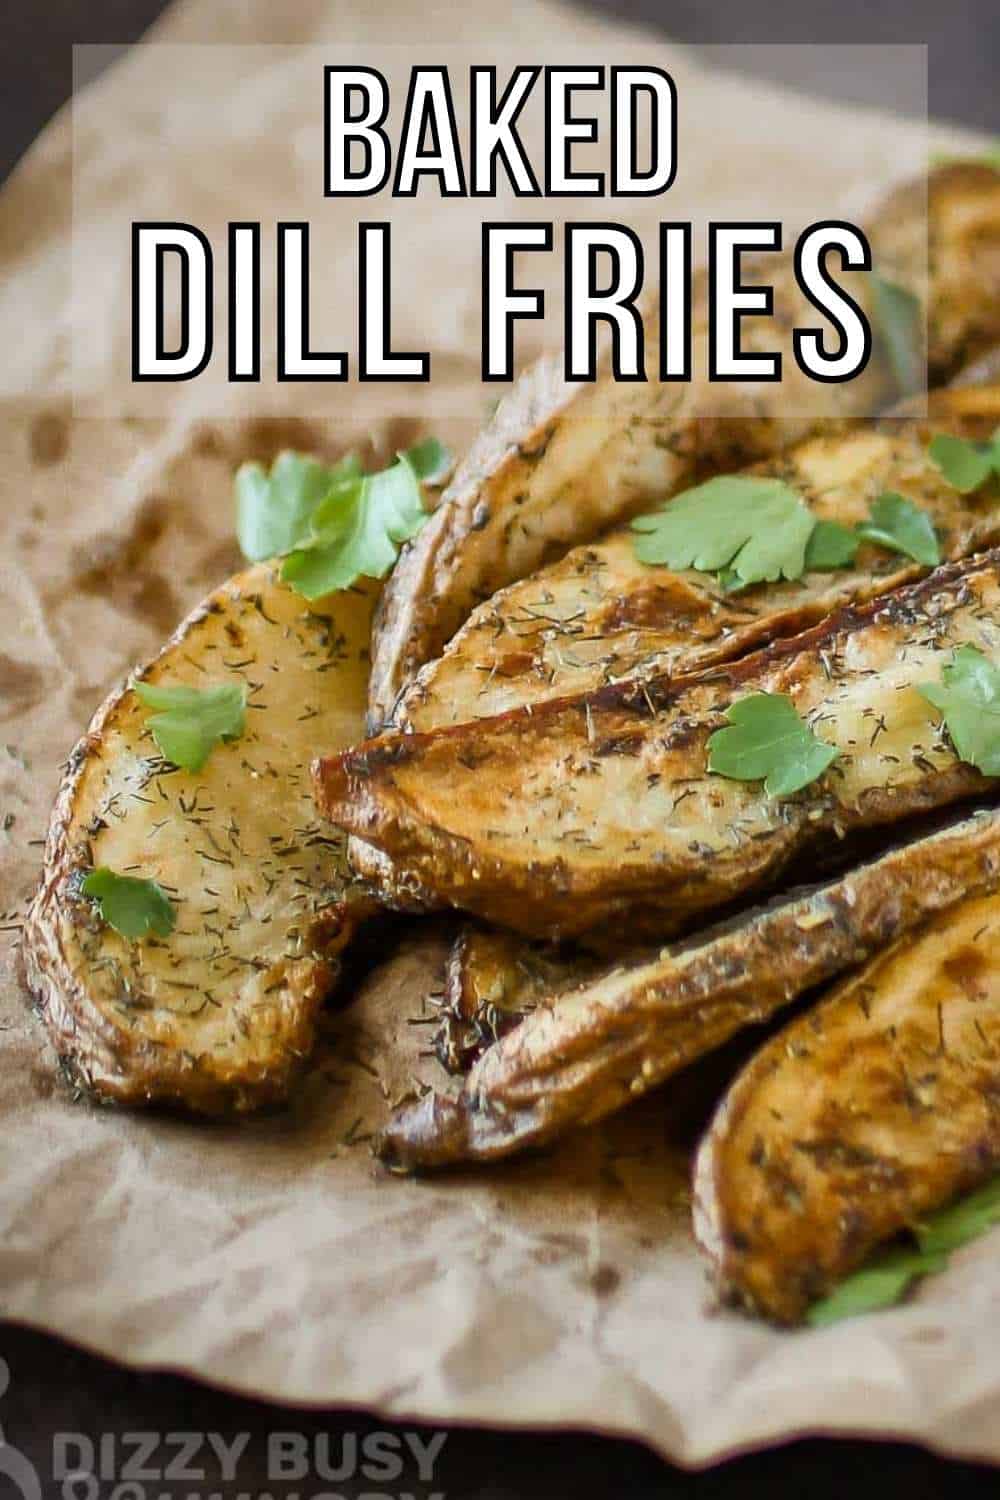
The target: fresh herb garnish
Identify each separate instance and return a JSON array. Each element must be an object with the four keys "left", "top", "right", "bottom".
[
  {"left": 855, "top": 492, "right": 941, "bottom": 566},
  {"left": 914, "top": 1176, "right": 1000, "bottom": 1256},
  {"left": 236, "top": 451, "right": 362, "bottom": 562},
  {"left": 235, "top": 440, "right": 452, "bottom": 600},
  {"left": 707, "top": 692, "right": 839, "bottom": 797},
  {"left": 632, "top": 473, "right": 944, "bottom": 593},
  {"left": 869, "top": 272, "right": 923, "bottom": 398},
  {"left": 930, "top": 146, "right": 1000, "bottom": 172},
  {"left": 282, "top": 442, "right": 449, "bottom": 600},
  {"left": 632, "top": 476, "right": 816, "bottom": 591},
  {"left": 929, "top": 428, "right": 1000, "bottom": 493},
  {"left": 807, "top": 1246, "right": 948, "bottom": 1327},
  {"left": 400, "top": 436, "right": 453, "bottom": 486},
  {"left": 803, "top": 519, "right": 861, "bottom": 571},
  {"left": 716, "top": 566, "right": 744, "bottom": 593},
  {"left": 917, "top": 644, "right": 1000, "bottom": 775},
  {"left": 81, "top": 867, "right": 176, "bottom": 941},
  {"left": 808, "top": 1176, "right": 1000, "bottom": 1326},
  {"left": 135, "top": 681, "right": 247, "bottom": 772}
]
